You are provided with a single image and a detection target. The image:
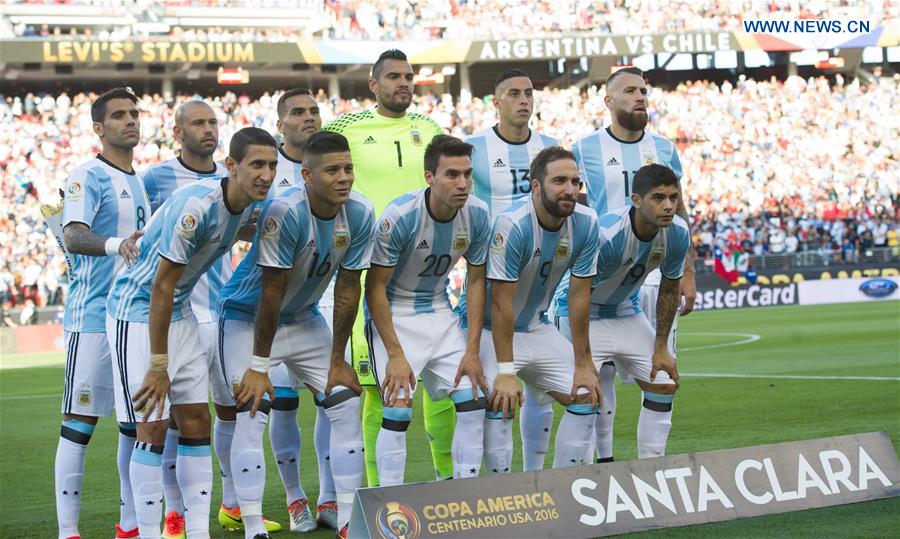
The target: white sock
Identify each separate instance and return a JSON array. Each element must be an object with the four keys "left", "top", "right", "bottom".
[
  {"left": 552, "top": 407, "right": 596, "bottom": 468},
  {"left": 519, "top": 386, "right": 554, "bottom": 471},
  {"left": 130, "top": 442, "right": 164, "bottom": 539},
  {"left": 595, "top": 362, "right": 617, "bottom": 462},
  {"left": 314, "top": 404, "right": 335, "bottom": 506},
  {"left": 117, "top": 423, "right": 138, "bottom": 531},
  {"left": 483, "top": 415, "right": 513, "bottom": 474},
  {"left": 638, "top": 391, "right": 674, "bottom": 458},
  {"left": 322, "top": 389, "right": 364, "bottom": 531},
  {"left": 213, "top": 418, "right": 237, "bottom": 509},
  {"left": 269, "top": 397, "right": 306, "bottom": 505},
  {"left": 231, "top": 409, "right": 269, "bottom": 538},
  {"left": 450, "top": 395, "right": 485, "bottom": 478},
  {"left": 161, "top": 427, "right": 182, "bottom": 515},
  {"left": 55, "top": 420, "right": 94, "bottom": 539},
  {"left": 375, "top": 406, "right": 412, "bottom": 486},
  {"left": 176, "top": 437, "right": 213, "bottom": 539}
]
